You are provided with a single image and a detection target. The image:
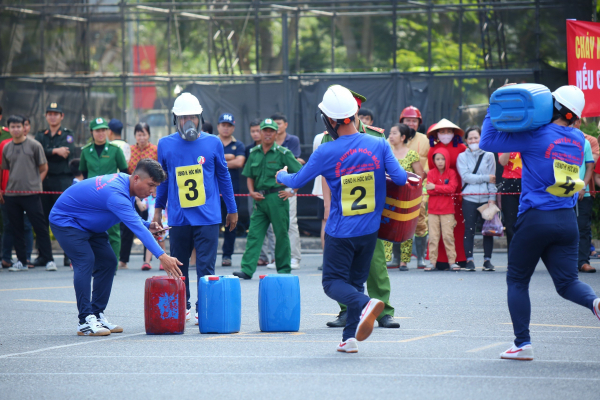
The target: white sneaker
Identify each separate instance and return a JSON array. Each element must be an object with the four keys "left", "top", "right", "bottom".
[
  {"left": 98, "top": 312, "right": 123, "bottom": 333},
  {"left": 266, "top": 262, "right": 276, "bottom": 269},
  {"left": 593, "top": 298, "right": 600, "bottom": 322},
  {"left": 8, "top": 261, "right": 28, "bottom": 272},
  {"left": 291, "top": 259, "right": 301, "bottom": 270},
  {"left": 186, "top": 309, "right": 191, "bottom": 322},
  {"left": 195, "top": 312, "right": 199, "bottom": 325},
  {"left": 500, "top": 343, "right": 534, "bottom": 361},
  {"left": 45, "top": 261, "right": 57, "bottom": 271},
  {"left": 77, "top": 315, "right": 111, "bottom": 336},
  {"left": 356, "top": 299, "right": 384, "bottom": 342},
  {"left": 337, "top": 338, "right": 358, "bottom": 353}
]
